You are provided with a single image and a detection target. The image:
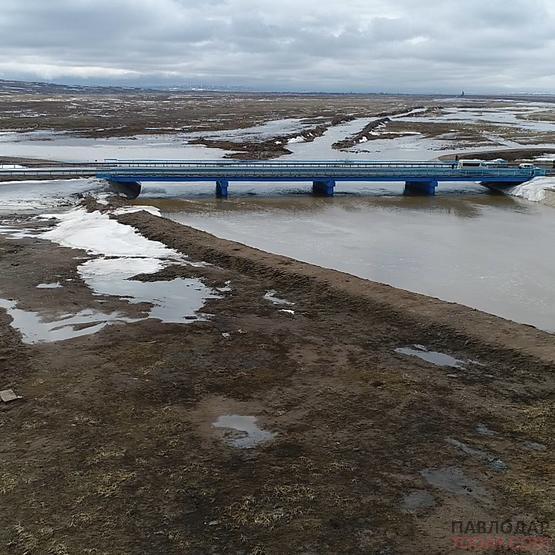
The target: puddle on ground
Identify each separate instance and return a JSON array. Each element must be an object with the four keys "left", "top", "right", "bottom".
[
  {"left": 421, "top": 466, "right": 489, "bottom": 502},
  {"left": 402, "top": 490, "right": 436, "bottom": 513},
  {"left": 36, "top": 282, "right": 63, "bottom": 289},
  {"left": 79, "top": 257, "right": 221, "bottom": 324},
  {"left": 212, "top": 415, "right": 275, "bottom": 449},
  {"left": 446, "top": 438, "right": 508, "bottom": 473},
  {"left": 0, "top": 298, "right": 137, "bottom": 344},
  {"left": 263, "top": 290, "right": 295, "bottom": 306},
  {"left": 395, "top": 345, "right": 471, "bottom": 369}
]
